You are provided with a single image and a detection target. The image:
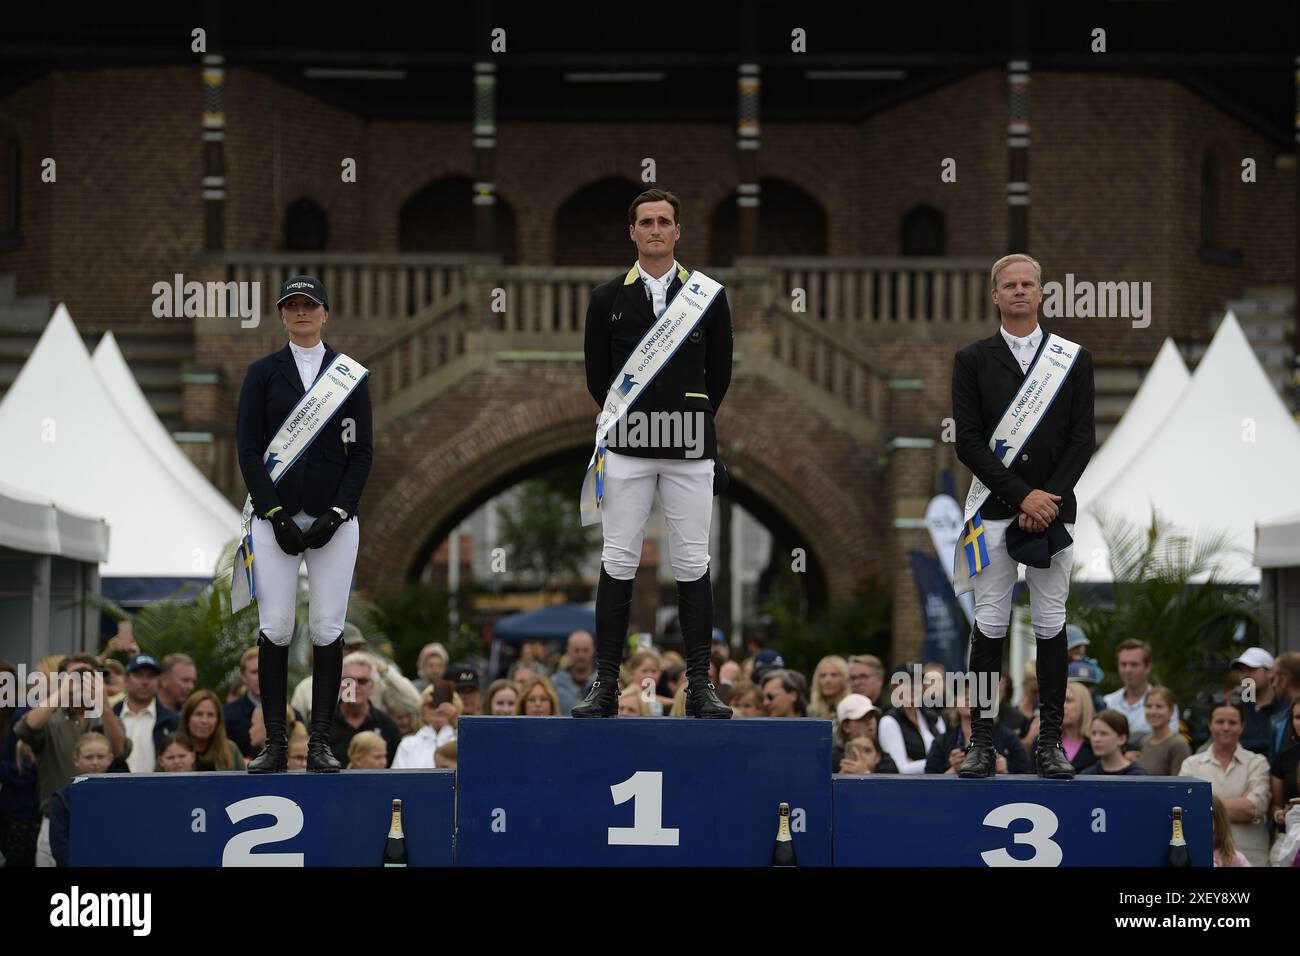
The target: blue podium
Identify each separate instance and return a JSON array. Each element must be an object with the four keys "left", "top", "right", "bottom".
[
  {"left": 832, "top": 774, "right": 1214, "bottom": 866},
  {"left": 456, "top": 716, "right": 833, "bottom": 866},
  {"left": 69, "top": 769, "right": 456, "bottom": 867}
]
